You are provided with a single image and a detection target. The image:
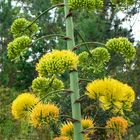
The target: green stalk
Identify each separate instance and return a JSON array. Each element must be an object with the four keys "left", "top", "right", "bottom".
[{"left": 64, "top": 0, "right": 83, "bottom": 140}]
